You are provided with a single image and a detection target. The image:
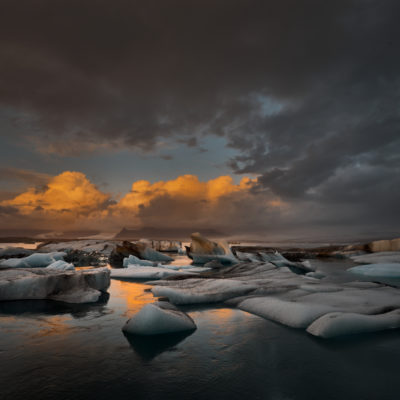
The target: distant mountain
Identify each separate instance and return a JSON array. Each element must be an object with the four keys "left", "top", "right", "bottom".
[{"left": 114, "top": 227, "right": 226, "bottom": 240}]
